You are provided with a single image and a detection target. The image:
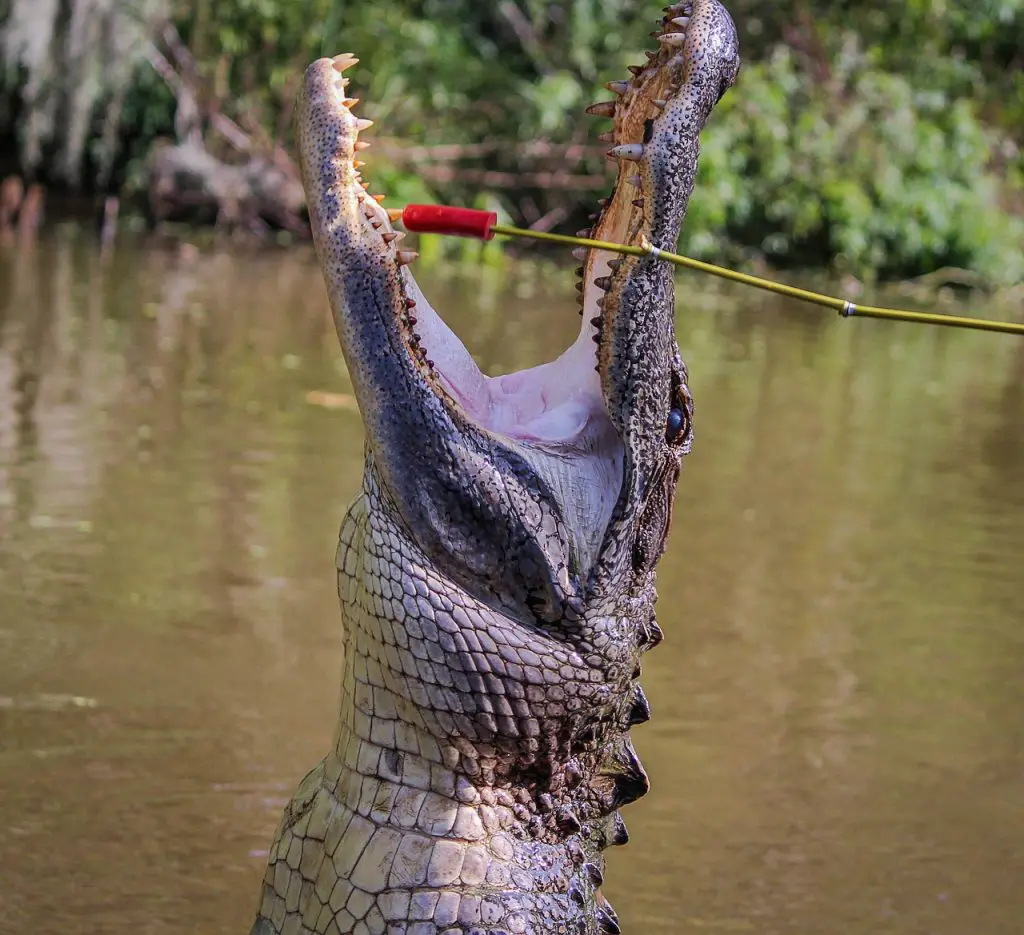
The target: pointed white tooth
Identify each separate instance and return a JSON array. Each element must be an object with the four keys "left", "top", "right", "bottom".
[
  {"left": 573, "top": 247, "right": 588, "bottom": 261},
  {"left": 606, "top": 80, "right": 631, "bottom": 95},
  {"left": 628, "top": 174, "right": 643, "bottom": 188},
  {"left": 396, "top": 250, "right": 419, "bottom": 266},
  {"left": 586, "top": 101, "right": 617, "bottom": 118},
  {"left": 607, "top": 143, "right": 644, "bottom": 161},
  {"left": 652, "top": 99, "right": 667, "bottom": 110},
  {"left": 382, "top": 231, "right": 404, "bottom": 244},
  {"left": 354, "top": 140, "right": 371, "bottom": 151},
  {"left": 355, "top": 118, "right": 374, "bottom": 131},
  {"left": 332, "top": 53, "right": 359, "bottom": 72},
  {"left": 672, "top": 16, "right": 690, "bottom": 28},
  {"left": 597, "top": 131, "right": 615, "bottom": 143},
  {"left": 659, "top": 32, "right": 686, "bottom": 46}
]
